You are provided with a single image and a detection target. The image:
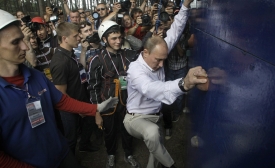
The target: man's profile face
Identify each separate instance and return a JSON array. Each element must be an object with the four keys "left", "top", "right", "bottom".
[
  {"left": 70, "top": 12, "right": 80, "bottom": 24},
  {"left": 65, "top": 30, "right": 81, "bottom": 48},
  {"left": 36, "top": 25, "right": 48, "bottom": 40},
  {"left": 97, "top": 4, "right": 108, "bottom": 18},
  {"left": 0, "top": 25, "right": 29, "bottom": 65},
  {"left": 143, "top": 43, "right": 168, "bottom": 71}
]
